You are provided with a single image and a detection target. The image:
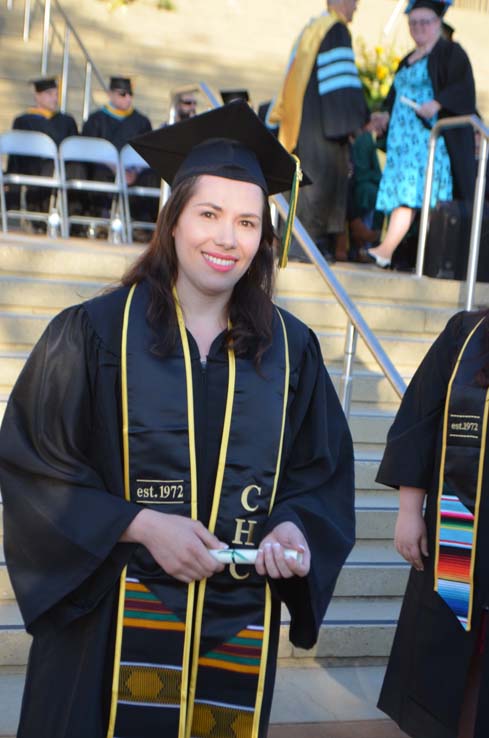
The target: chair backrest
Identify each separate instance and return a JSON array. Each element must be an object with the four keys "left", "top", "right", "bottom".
[
  {"left": 120, "top": 143, "right": 151, "bottom": 171},
  {"left": 59, "top": 136, "right": 120, "bottom": 167},
  {"left": 0, "top": 129, "right": 59, "bottom": 160}
]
